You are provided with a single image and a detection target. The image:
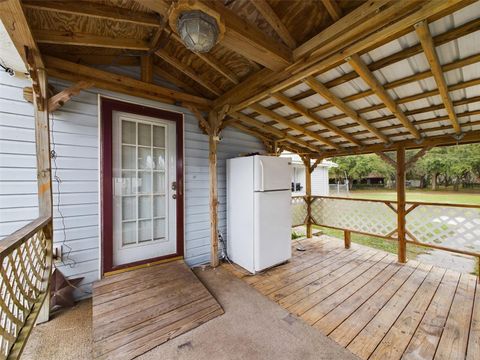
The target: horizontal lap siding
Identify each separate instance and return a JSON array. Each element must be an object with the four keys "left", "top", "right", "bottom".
[{"left": 0, "top": 70, "right": 264, "bottom": 299}]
